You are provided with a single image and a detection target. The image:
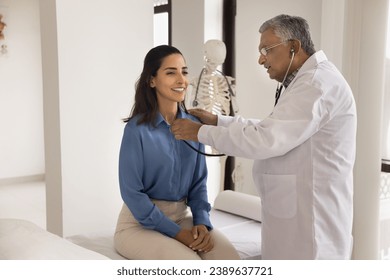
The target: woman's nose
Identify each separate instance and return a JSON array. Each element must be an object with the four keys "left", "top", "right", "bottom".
[{"left": 177, "top": 74, "right": 186, "bottom": 84}]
